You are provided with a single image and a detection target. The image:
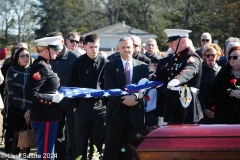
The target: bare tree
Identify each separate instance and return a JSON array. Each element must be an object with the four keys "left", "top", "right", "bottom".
[
  {"left": 138, "top": 0, "right": 152, "bottom": 30},
  {"left": 0, "top": 0, "right": 15, "bottom": 44},
  {"left": 10, "top": 0, "right": 34, "bottom": 43}
]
